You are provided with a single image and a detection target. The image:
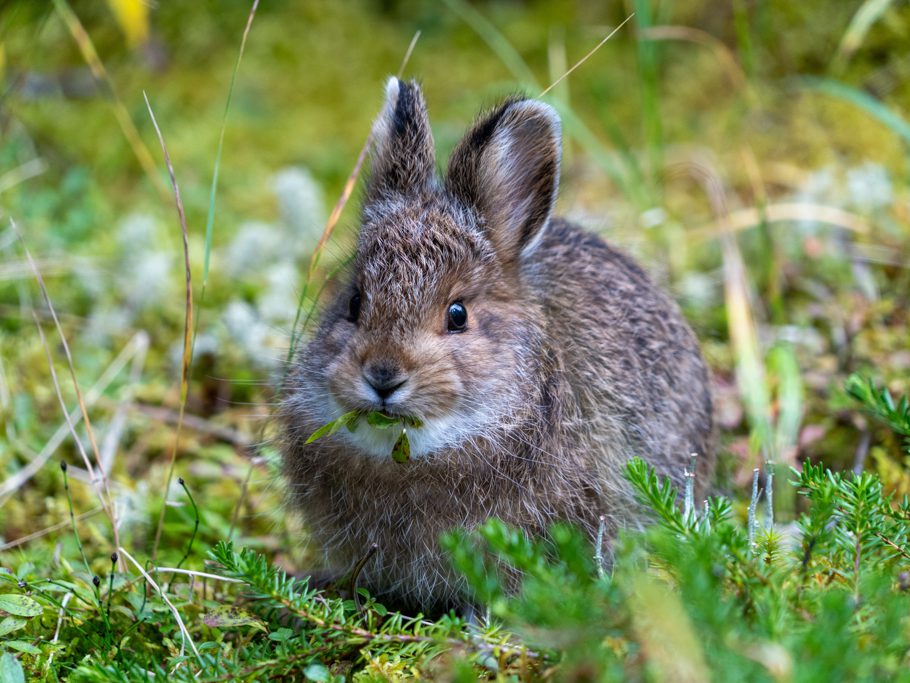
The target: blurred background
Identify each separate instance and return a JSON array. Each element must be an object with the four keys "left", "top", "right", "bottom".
[{"left": 1, "top": 0, "right": 908, "bottom": 567}]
